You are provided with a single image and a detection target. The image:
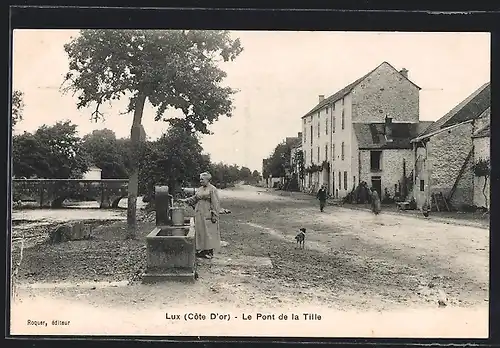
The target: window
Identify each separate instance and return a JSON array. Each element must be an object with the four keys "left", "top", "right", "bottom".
[
  {"left": 341, "top": 110, "right": 345, "bottom": 130},
  {"left": 325, "top": 144, "right": 328, "bottom": 161},
  {"left": 317, "top": 121, "right": 320, "bottom": 138},
  {"left": 310, "top": 125, "right": 313, "bottom": 145},
  {"left": 341, "top": 142, "right": 345, "bottom": 160},
  {"left": 304, "top": 150, "right": 306, "bottom": 164},
  {"left": 303, "top": 118, "right": 306, "bottom": 125},
  {"left": 303, "top": 129, "right": 306, "bottom": 143},
  {"left": 317, "top": 147, "right": 320, "bottom": 163},
  {"left": 338, "top": 172, "right": 341, "bottom": 190},
  {"left": 332, "top": 174, "right": 335, "bottom": 192},
  {"left": 344, "top": 171, "right": 348, "bottom": 190},
  {"left": 332, "top": 103, "right": 335, "bottom": 110},
  {"left": 326, "top": 106, "right": 329, "bottom": 114},
  {"left": 310, "top": 150, "right": 313, "bottom": 163},
  {"left": 353, "top": 176, "right": 356, "bottom": 187},
  {"left": 332, "top": 115, "right": 336, "bottom": 133},
  {"left": 332, "top": 144, "right": 335, "bottom": 160},
  {"left": 370, "top": 150, "right": 382, "bottom": 171},
  {"left": 325, "top": 117, "right": 328, "bottom": 135},
  {"left": 420, "top": 179, "right": 425, "bottom": 192}
]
